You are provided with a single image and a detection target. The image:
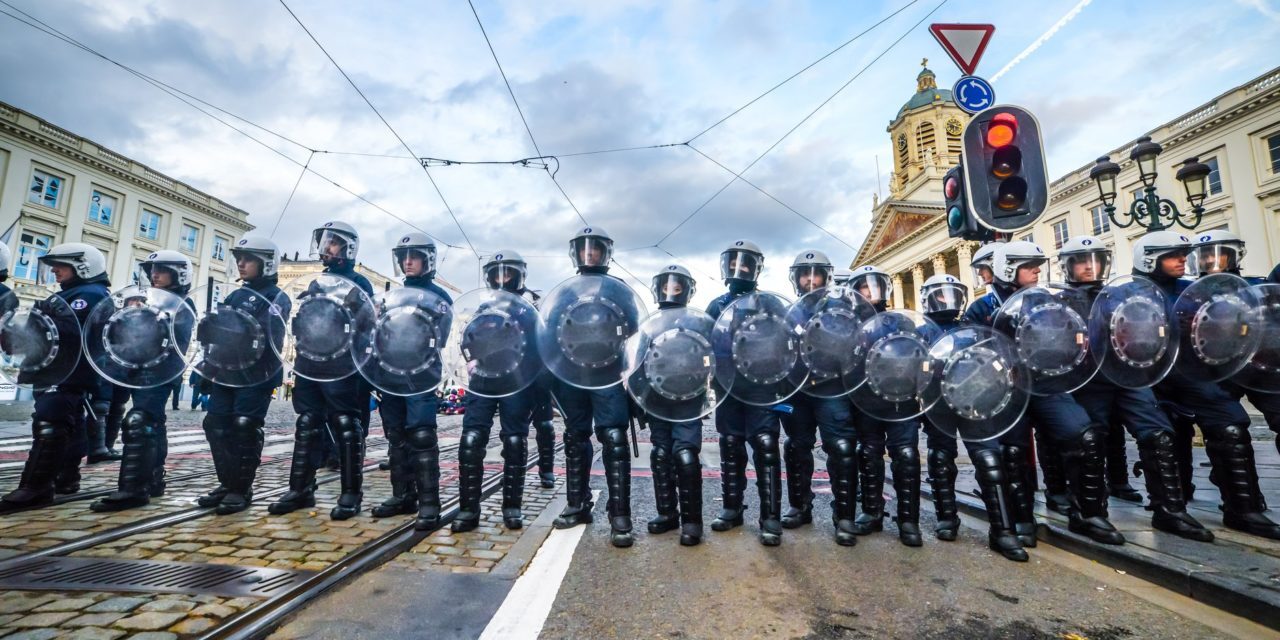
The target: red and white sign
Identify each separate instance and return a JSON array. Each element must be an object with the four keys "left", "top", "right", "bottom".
[{"left": 928, "top": 23, "right": 995, "bottom": 76}]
